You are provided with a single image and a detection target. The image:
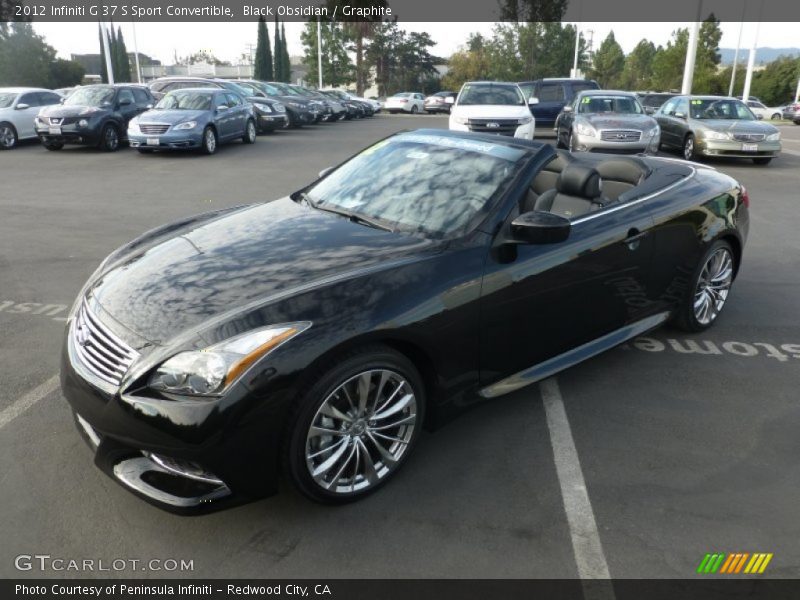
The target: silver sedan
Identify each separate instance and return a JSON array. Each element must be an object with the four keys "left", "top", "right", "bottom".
[
  {"left": 0, "top": 87, "right": 63, "bottom": 149},
  {"left": 555, "top": 90, "right": 660, "bottom": 154}
]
